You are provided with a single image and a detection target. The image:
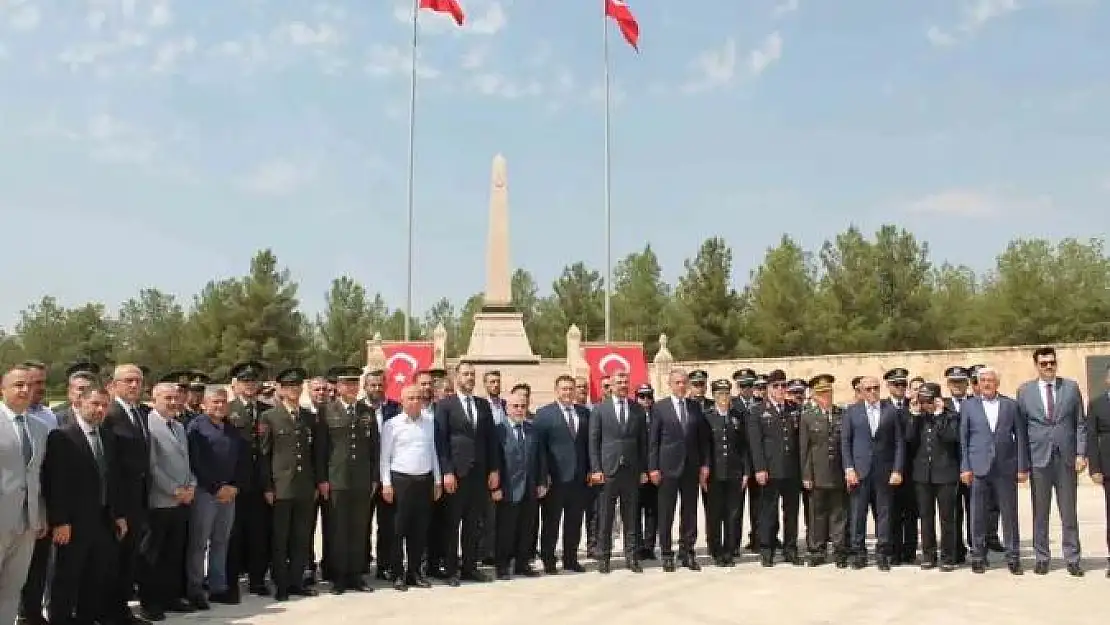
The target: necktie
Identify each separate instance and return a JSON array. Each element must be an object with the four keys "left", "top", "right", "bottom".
[
  {"left": 13, "top": 414, "right": 32, "bottom": 466},
  {"left": 130, "top": 406, "right": 148, "bottom": 441},
  {"left": 1045, "top": 382, "right": 1056, "bottom": 424},
  {"left": 464, "top": 396, "right": 475, "bottom": 425},
  {"left": 515, "top": 423, "right": 524, "bottom": 445},
  {"left": 90, "top": 428, "right": 108, "bottom": 504},
  {"left": 564, "top": 406, "right": 576, "bottom": 436},
  {"left": 678, "top": 399, "right": 688, "bottom": 428},
  {"left": 618, "top": 400, "right": 626, "bottom": 426}
]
